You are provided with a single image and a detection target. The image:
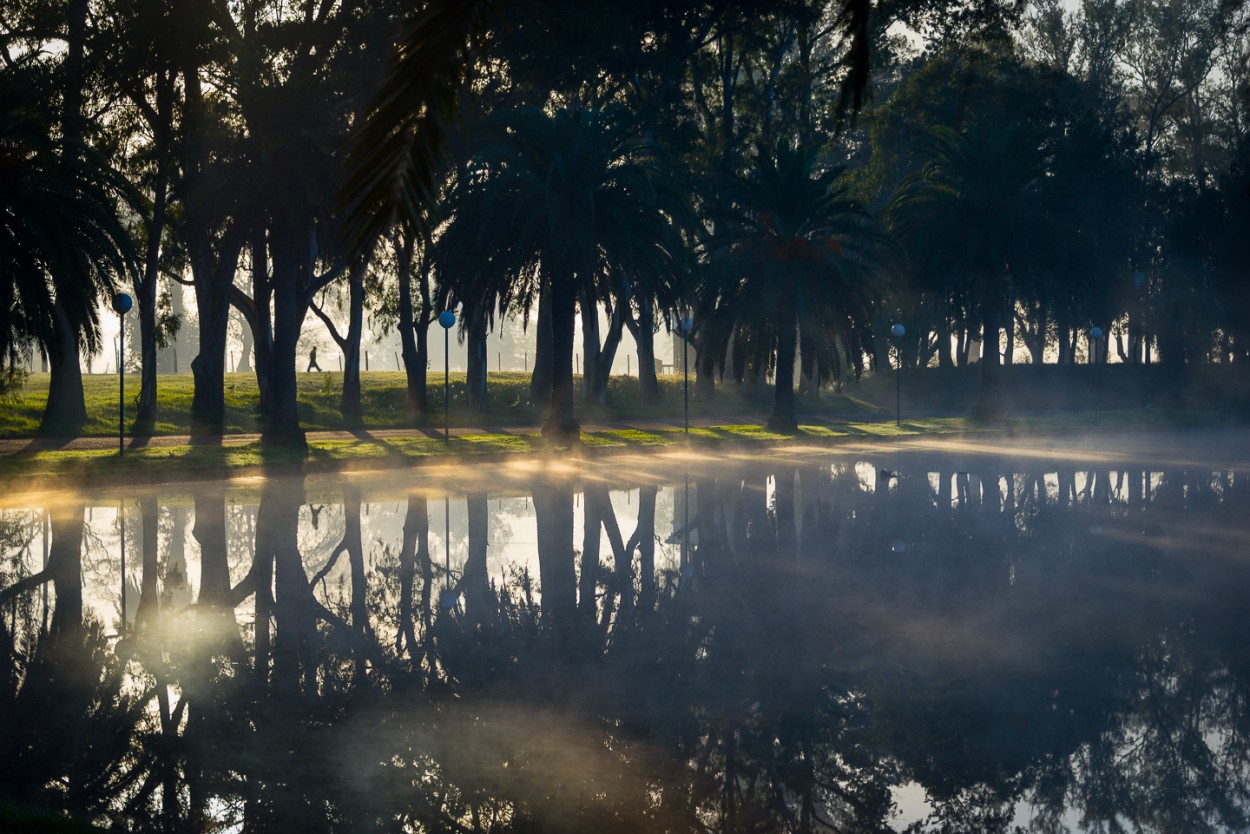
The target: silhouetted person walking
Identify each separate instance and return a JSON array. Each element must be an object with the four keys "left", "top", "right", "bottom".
[{"left": 307, "top": 347, "right": 322, "bottom": 372}]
